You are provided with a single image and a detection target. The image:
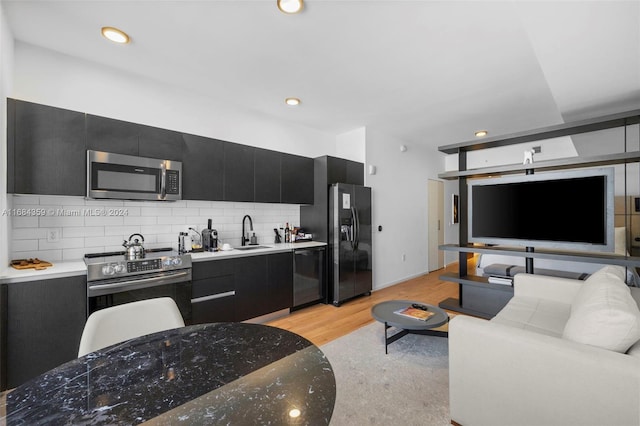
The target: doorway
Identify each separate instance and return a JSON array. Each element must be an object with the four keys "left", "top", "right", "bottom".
[{"left": 427, "top": 179, "right": 445, "bottom": 272}]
